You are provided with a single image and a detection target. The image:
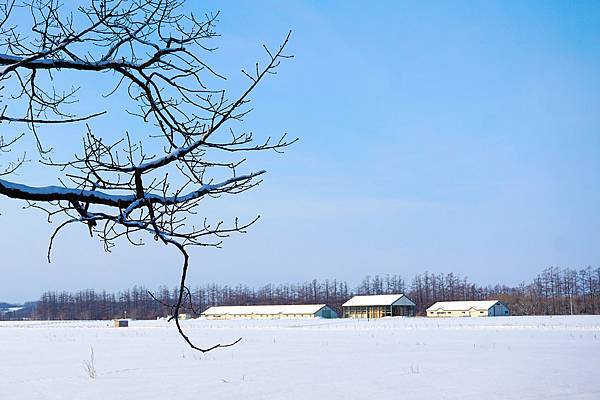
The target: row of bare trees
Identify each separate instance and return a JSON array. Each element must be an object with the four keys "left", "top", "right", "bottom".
[
  {"left": 410, "top": 267, "right": 600, "bottom": 315},
  {"left": 4, "top": 266, "right": 597, "bottom": 321}
]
